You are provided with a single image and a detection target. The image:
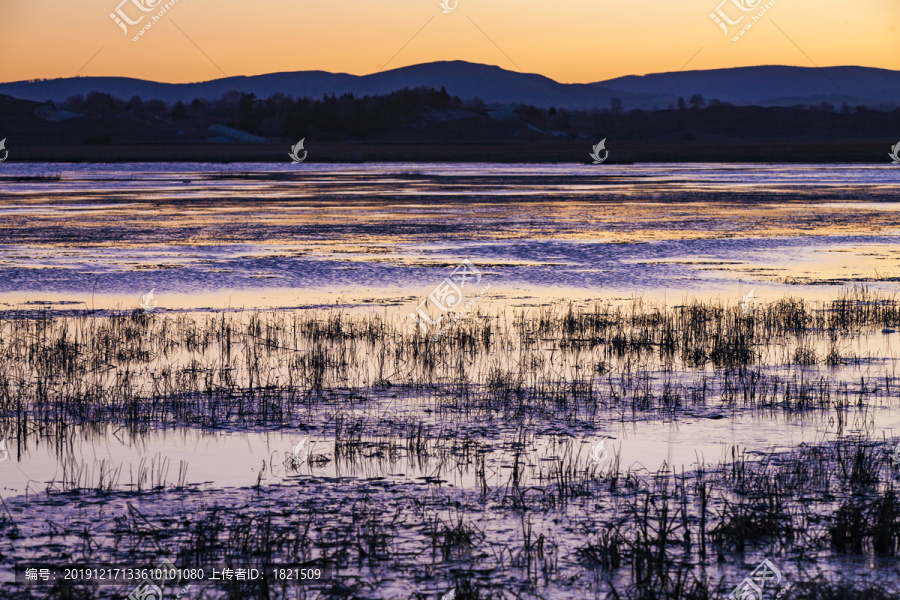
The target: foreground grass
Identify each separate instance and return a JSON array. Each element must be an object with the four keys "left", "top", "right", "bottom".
[{"left": 2, "top": 287, "right": 900, "bottom": 598}]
